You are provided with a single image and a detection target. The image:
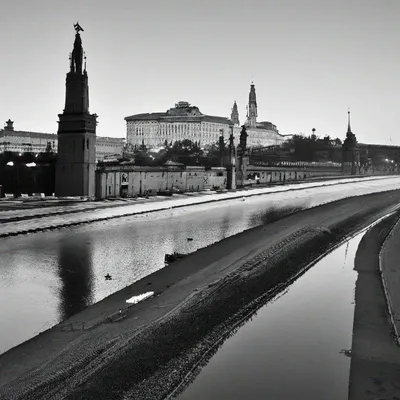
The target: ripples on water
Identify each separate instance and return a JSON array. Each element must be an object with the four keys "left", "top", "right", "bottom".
[
  {"left": 176, "top": 232, "right": 363, "bottom": 400},
  {"left": 0, "top": 179, "right": 399, "bottom": 354}
]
